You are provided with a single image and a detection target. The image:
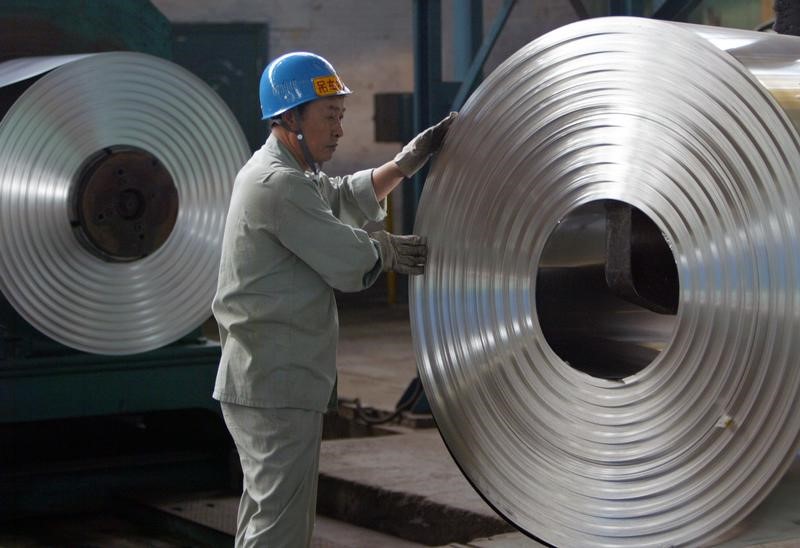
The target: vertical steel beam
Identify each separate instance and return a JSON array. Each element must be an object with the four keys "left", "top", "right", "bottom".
[
  {"left": 609, "top": 0, "right": 647, "bottom": 16},
  {"left": 453, "top": 0, "right": 483, "bottom": 81},
  {"left": 652, "top": 0, "right": 702, "bottom": 21},
  {"left": 450, "top": 0, "right": 515, "bottom": 112},
  {"left": 409, "top": 0, "right": 515, "bottom": 233},
  {"left": 568, "top": 0, "right": 591, "bottom": 19},
  {"left": 407, "top": 0, "right": 444, "bottom": 232}
]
